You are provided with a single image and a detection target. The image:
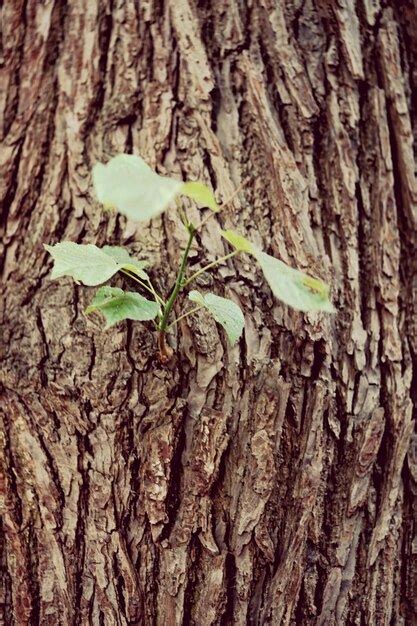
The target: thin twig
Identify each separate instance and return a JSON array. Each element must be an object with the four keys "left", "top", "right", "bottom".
[
  {"left": 121, "top": 269, "right": 165, "bottom": 306},
  {"left": 183, "top": 250, "right": 239, "bottom": 287},
  {"left": 167, "top": 305, "right": 203, "bottom": 330}
]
